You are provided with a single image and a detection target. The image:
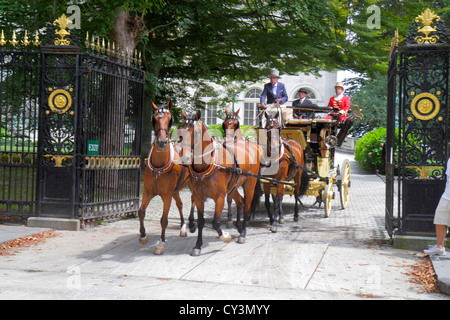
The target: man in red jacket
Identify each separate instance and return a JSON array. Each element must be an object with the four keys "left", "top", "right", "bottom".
[{"left": 326, "top": 82, "right": 350, "bottom": 121}]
